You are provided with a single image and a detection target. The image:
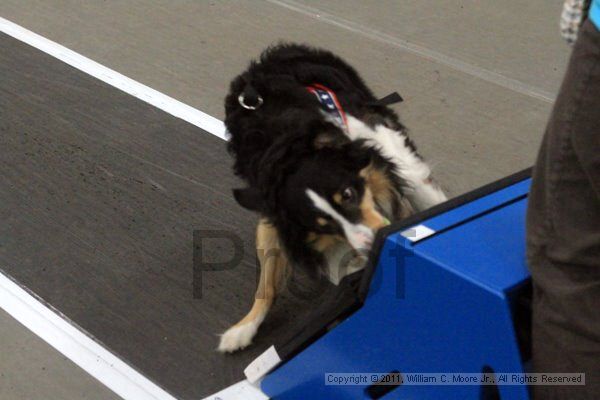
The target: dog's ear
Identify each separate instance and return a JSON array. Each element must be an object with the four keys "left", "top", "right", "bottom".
[
  {"left": 313, "top": 129, "right": 349, "bottom": 149},
  {"left": 233, "top": 187, "right": 264, "bottom": 212}
]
